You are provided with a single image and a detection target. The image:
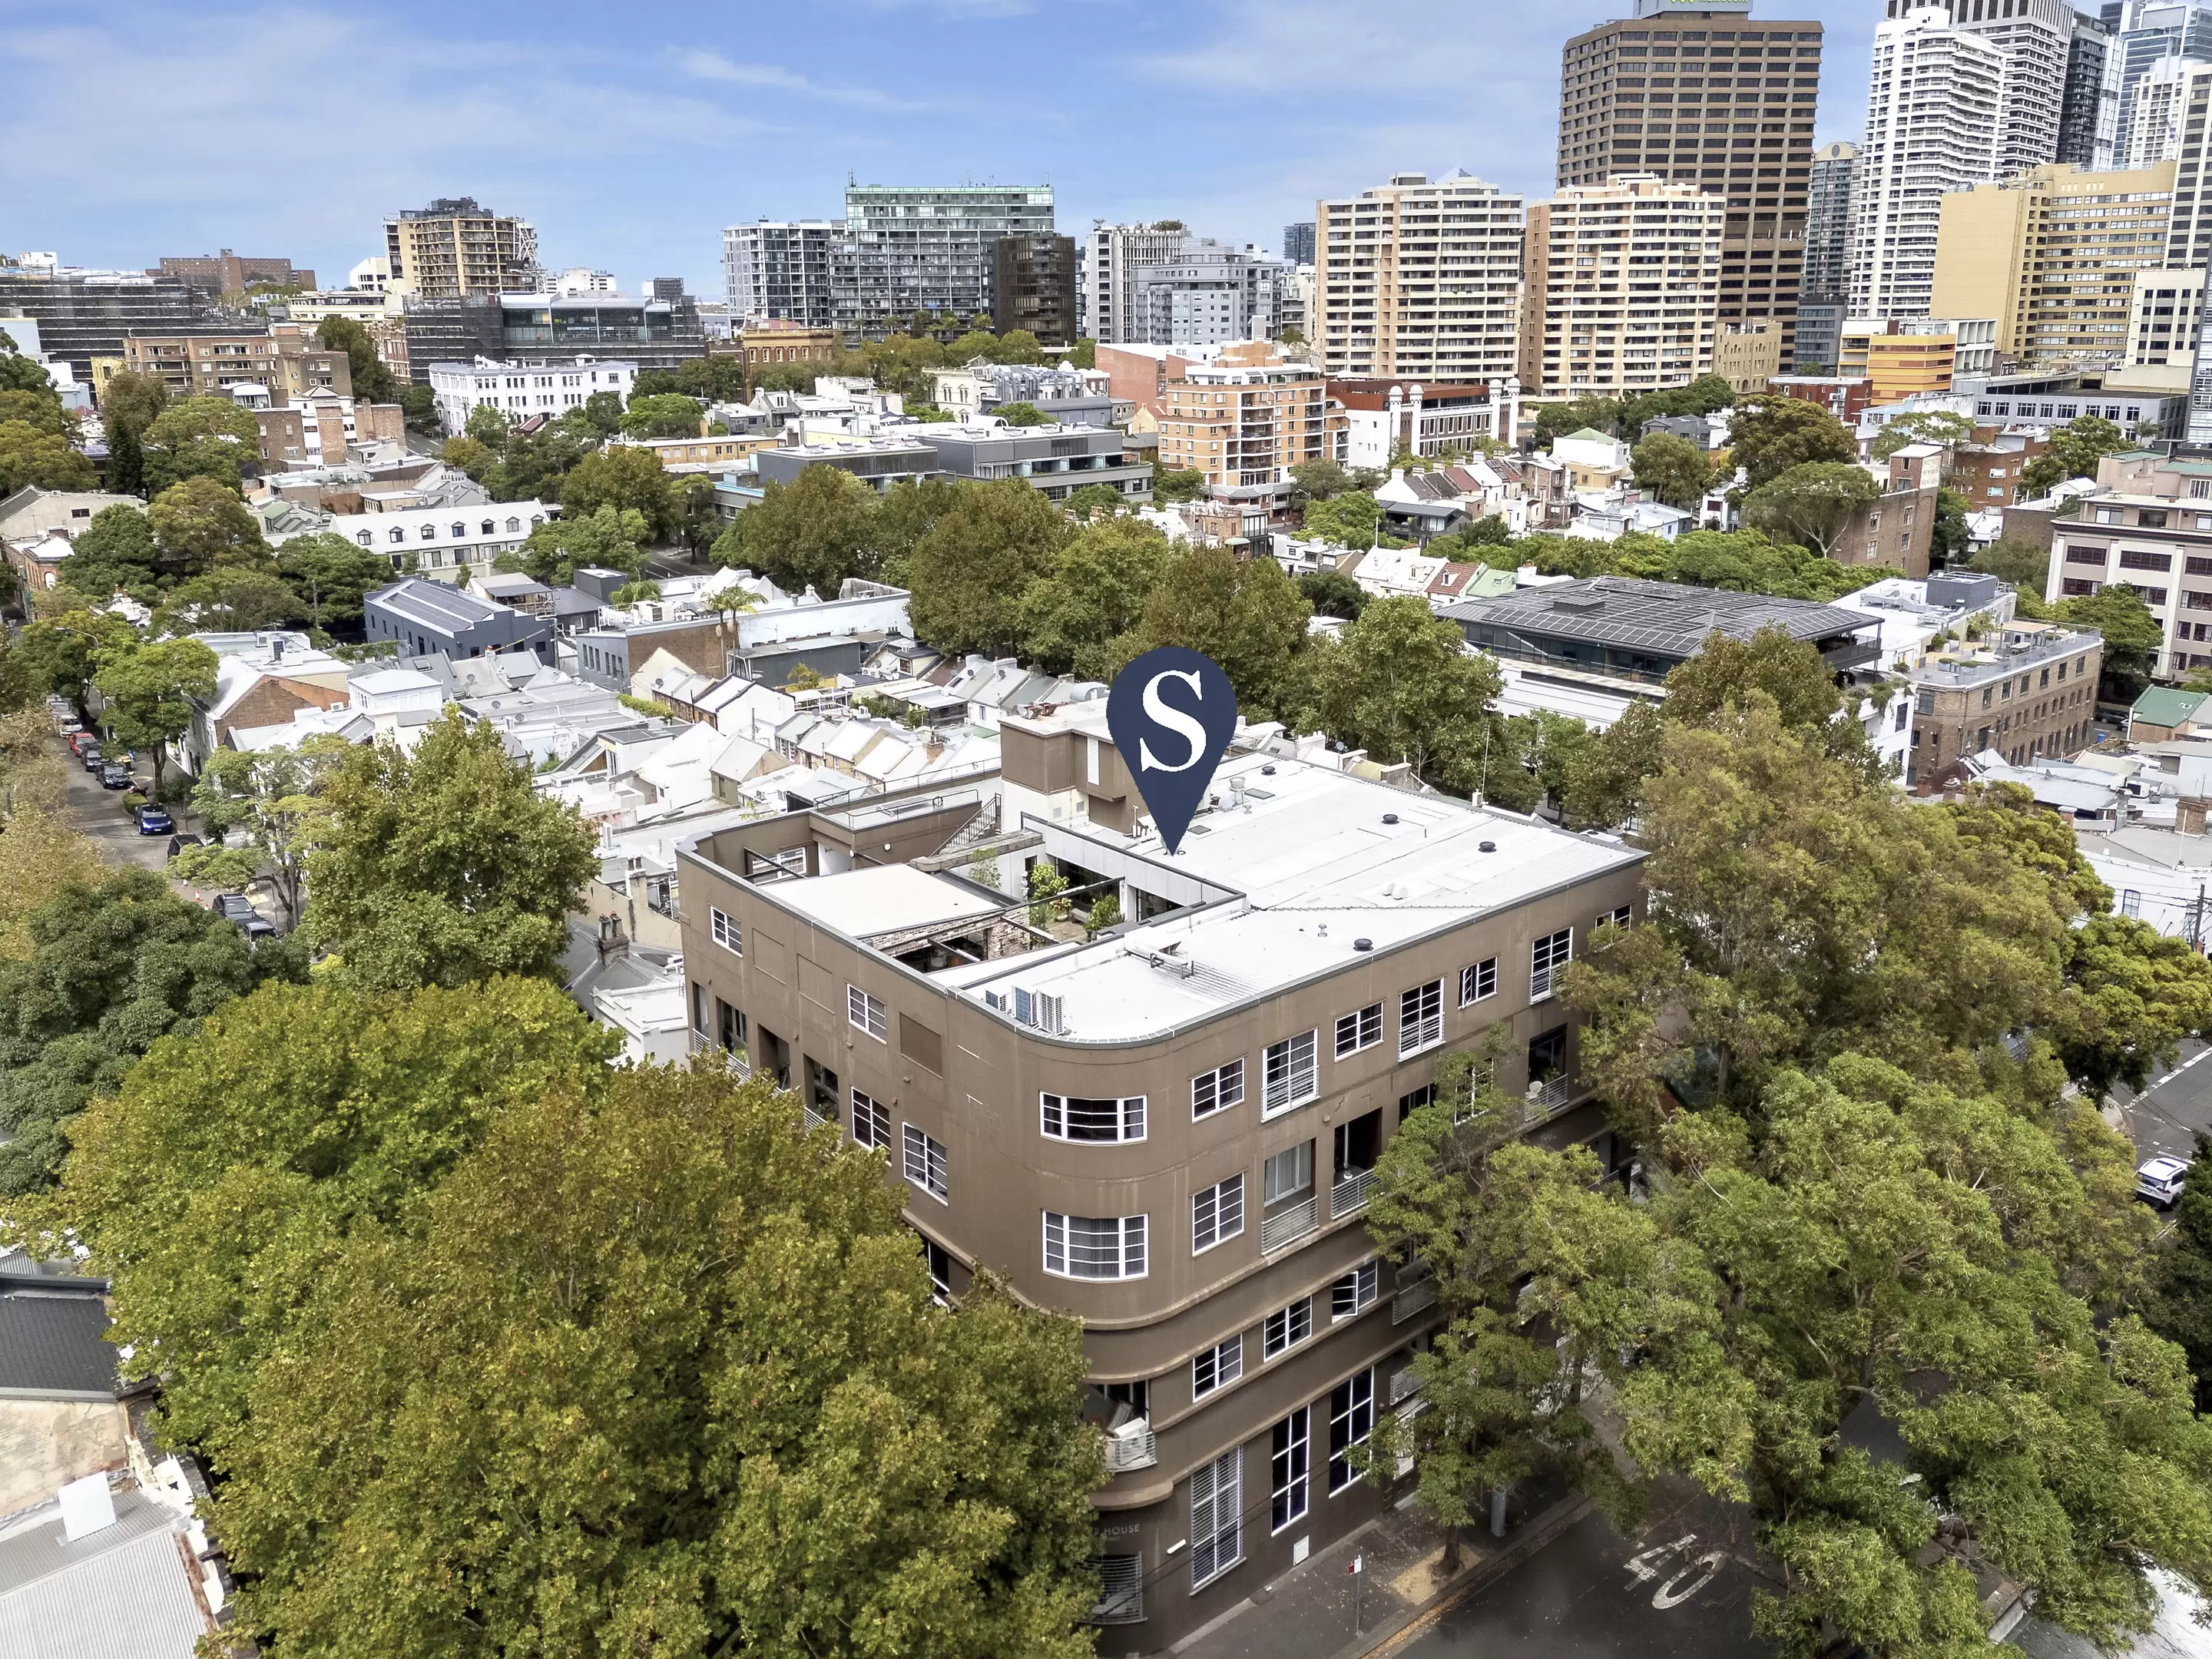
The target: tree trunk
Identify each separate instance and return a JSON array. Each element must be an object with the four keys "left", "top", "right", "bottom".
[{"left": 1442, "top": 1522, "right": 1462, "bottom": 1575}]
